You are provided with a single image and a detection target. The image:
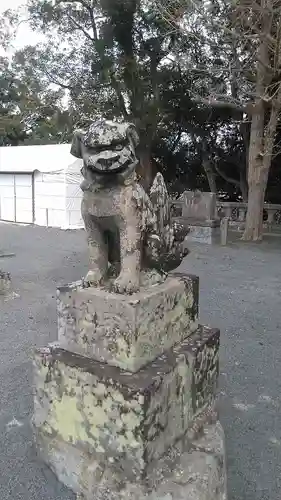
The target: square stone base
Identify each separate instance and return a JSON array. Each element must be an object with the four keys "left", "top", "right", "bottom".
[
  {"left": 33, "top": 327, "right": 219, "bottom": 483},
  {"left": 185, "top": 220, "right": 220, "bottom": 245},
  {"left": 57, "top": 273, "right": 199, "bottom": 372},
  {"left": 35, "top": 419, "right": 227, "bottom": 500},
  {"left": 0, "top": 270, "right": 11, "bottom": 295}
]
